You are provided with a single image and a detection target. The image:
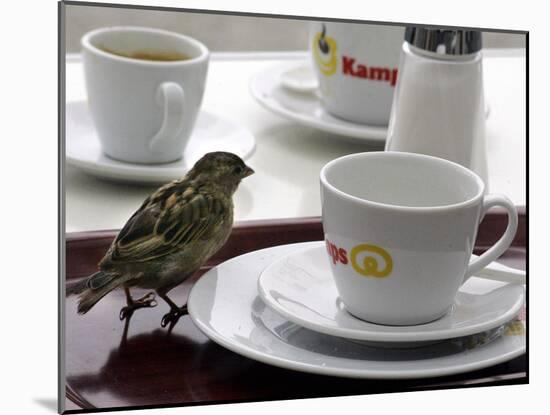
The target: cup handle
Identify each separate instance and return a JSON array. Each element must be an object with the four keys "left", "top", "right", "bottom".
[
  {"left": 463, "top": 194, "right": 518, "bottom": 283},
  {"left": 149, "top": 82, "right": 185, "bottom": 152}
]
